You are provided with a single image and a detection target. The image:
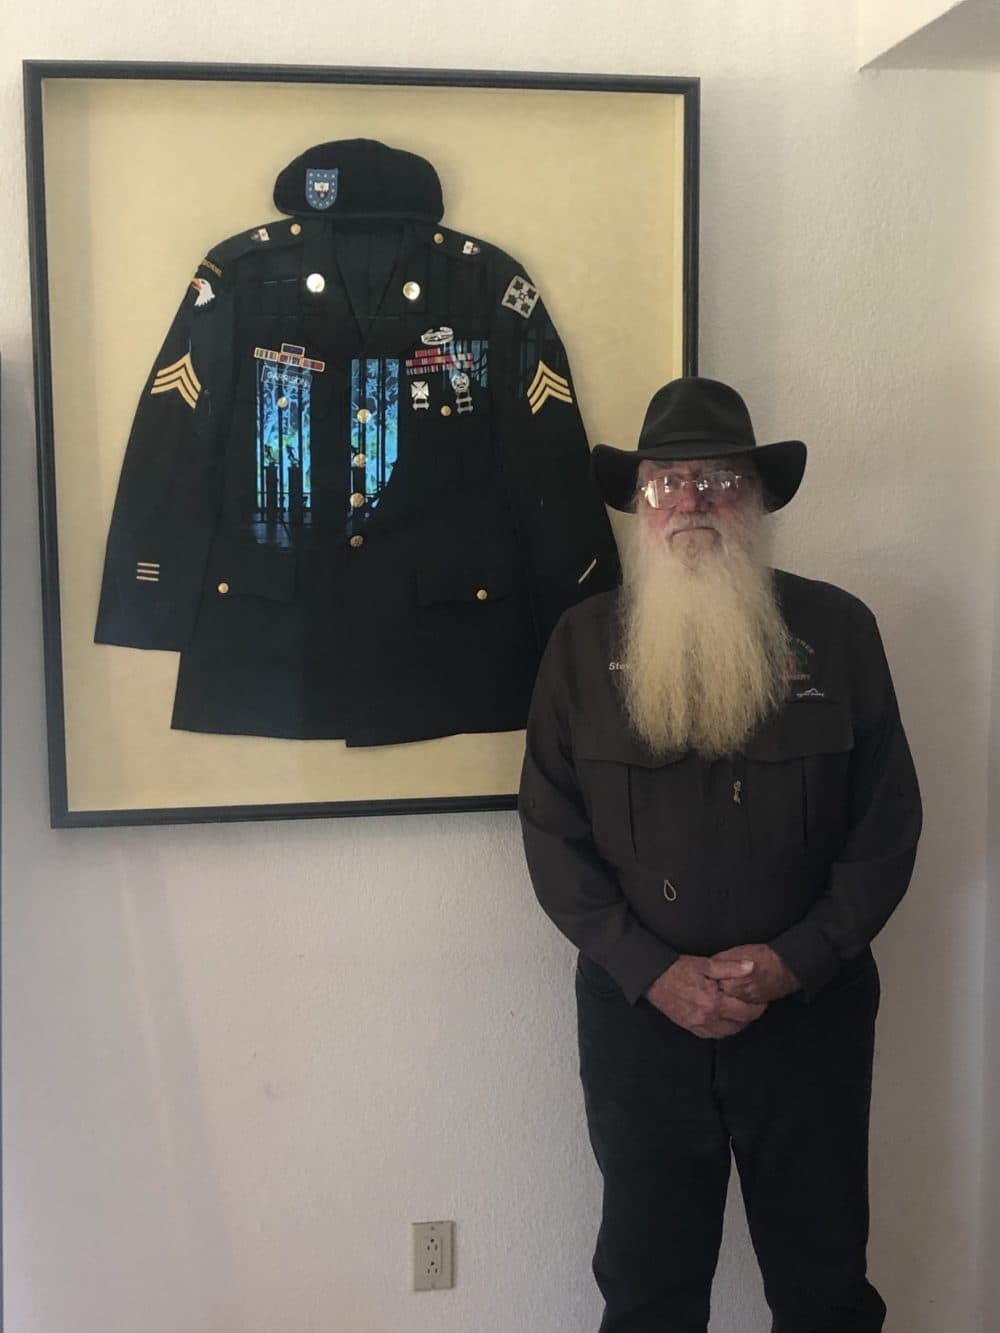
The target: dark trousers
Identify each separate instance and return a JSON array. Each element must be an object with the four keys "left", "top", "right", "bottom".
[{"left": 576, "top": 950, "right": 885, "bottom": 1333}]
